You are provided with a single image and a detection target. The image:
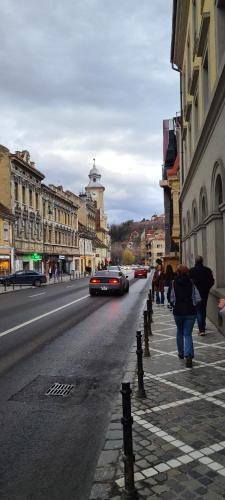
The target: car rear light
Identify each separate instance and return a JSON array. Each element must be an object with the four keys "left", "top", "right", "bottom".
[
  {"left": 90, "top": 278, "right": 101, "bottom": 284},
  {"left": 108, "top": 278, "right": 120, "bottom": 284}
]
